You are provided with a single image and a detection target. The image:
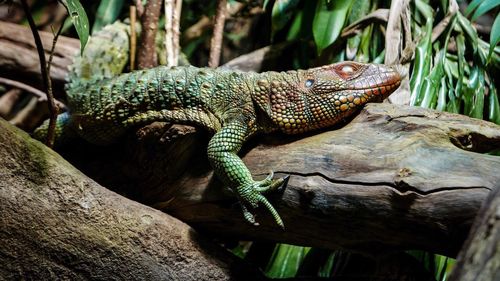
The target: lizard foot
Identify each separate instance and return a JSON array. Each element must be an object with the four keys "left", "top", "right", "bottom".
[{"left": 237, "top": 172, "right": 289, "bottom": 229}]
